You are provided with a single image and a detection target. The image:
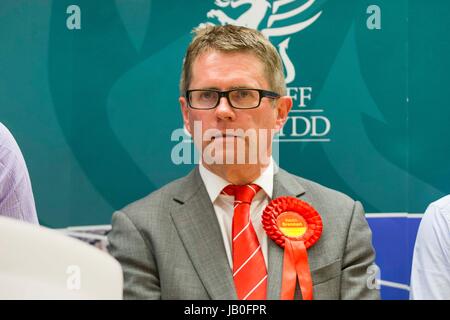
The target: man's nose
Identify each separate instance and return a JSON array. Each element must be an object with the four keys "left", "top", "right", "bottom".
[{"left": 215, "top": 96, "right": 236, "bottom": 121}]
